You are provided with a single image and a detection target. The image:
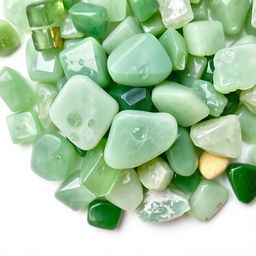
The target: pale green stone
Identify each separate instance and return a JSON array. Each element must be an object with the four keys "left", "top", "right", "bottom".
[
  {"left": 190, "top": 115, "right": 242, "bottom": 158},
  {"left": 104, "top": 110, "right": 178, "bottom": 169},
  {"left": 232, "top": 35, "right": 256, "bottom": 46},
  {"left": 50, "top": 75, "right": 119, "bottom": 150},
  {"left": 137, "top": 157, "right": 174, "bottom": 191},
  {"left": 106, "top": 168, "right": 143, "bottom": 211},
  {"left": 240, "top": 86, "right": 256, "bottom": 115},
  {"left": 252, "top": 0, "right": 256, "bottom": 28},
  {"left": 189, "top": 180, "right": 228, "bottom": 222},
  {"left": 152, "top": 81, "right": 209, "bottom": 127},
  {"left": 191, "top": 1, "right": 208, "bottom": 21},
  {"left": 60, "top": 15, "right": 84, "bottom": 39},
  {"left": 247, "top": 145, "right": 256, "bottom": 165},
  {"left": 64, "top": 39, "right": 84, "bottom": 49}
]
